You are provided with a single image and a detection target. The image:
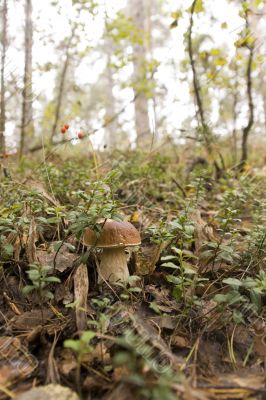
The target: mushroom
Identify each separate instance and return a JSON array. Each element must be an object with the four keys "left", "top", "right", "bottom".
[{"left": 83, "top": 219, "right": 141, "bottom": 283}]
